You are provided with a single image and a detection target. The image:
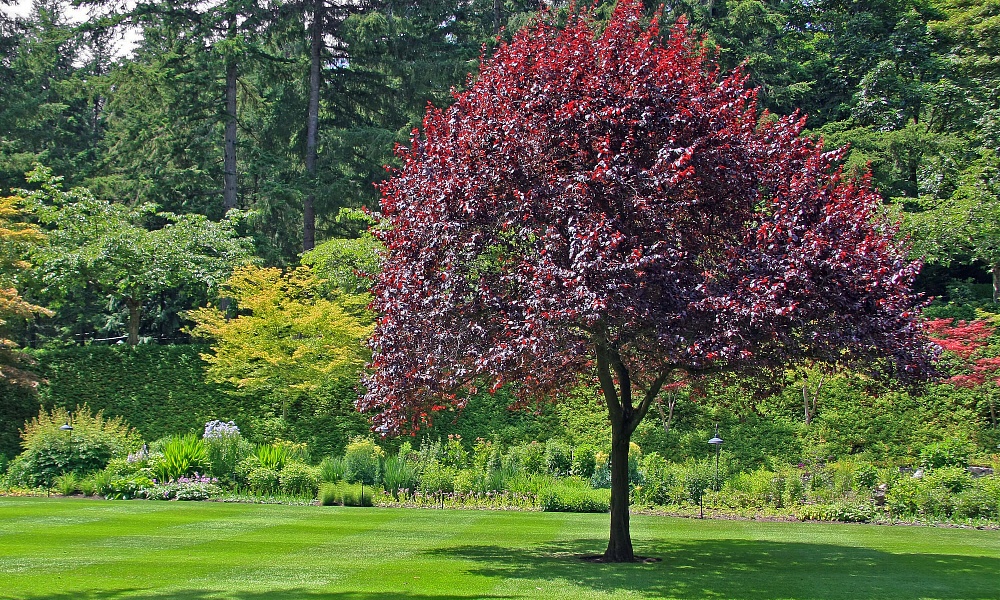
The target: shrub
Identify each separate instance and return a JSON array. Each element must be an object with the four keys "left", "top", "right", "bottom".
[
  {"left": 419, "top": 461, "right": 456, "bottom": 493},
  {"left": 635, "top": 453, "right": 681, "bottom": 506},
  {"left": 246, "top": 466, "right": 280, "bottom": 495},
  {"left": 151, "top": 435, "right": 210, "bottom": 482},
  {"left": 590, "top": 452, "right": 611, "bottom": 489},
  {"left": 953, "top": 484, "right": 1000, "bottom": 519},
  {"left": 77, "top": 475, "right": 97, "bottom": 497},
  {"left": 440, "top": 435, "right": 468, "bottom": 469},
  {"left": 145, "top": 475, "right": 221, "bottom": 501},
  {"left": 544, "top": 438, "right": 572, "bottom": 476},
  {"left": 572, "top": 444, "right": 597, "bottom": 479},
  {"left": 486, "top": 464, "right": 518, "bottom": 493},
  {"left": 344, "top": 438, "right": 383, "bottom": 486},
  {"left": 853, "top": 462, "right": 879, "bottom": 491},
  {"left": 539, "top": 480, "right": 610, "bottom": 512},
  {"left": 255, "top": 443, "right": 292, "bottom": 471},
  {"left": 203, "top": 422, "right": 252, "bottom": 480},
  {"left": 279, "top": 462, "right": 320, "bottom": 497},
  {"left": 799, "top": 502, "right": 876, "bottom": 523},
  {"left": 926, "top": 466, "right": 973, "bottom": 494},
  {"left": 318, "top": 456, "right": 346, "bottom": 483},
  {"left": 920, "top": 439, "right": 972, "bottom": 469},
  {"left": 54, "top": 472, "right": 79, "bottom": 496},
  {"left": 506, "top": 442, "right": 544, "bottom": 475},
  {"left": 453, "top": 469, "right": 487, "bottom": 494},
  {"left": 14, "top": 404, "right": 140, "bottom": 486},
  {"left": 318, "top": 482, "right": 339, "bottom": 506},
  {"left": 382, "top": 456, "right": 417, "bottom": 495},
  {"left": 472, "top": 438, "right": 502, "bottom": 473},
  {"left": 681, "top": 460, "right": 714, "bottom": 506},
  {"left": 318, "top": 482, "right": 372, "bottom": 506},
  {"left": 99, "top": 475, "right": 153, "bottom": 500}
]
